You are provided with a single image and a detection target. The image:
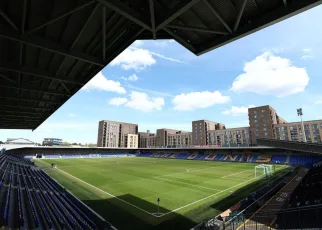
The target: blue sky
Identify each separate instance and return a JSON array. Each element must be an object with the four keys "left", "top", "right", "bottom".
[{"left": 2, "top": 5, "right": 322, "bottom": 144}]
